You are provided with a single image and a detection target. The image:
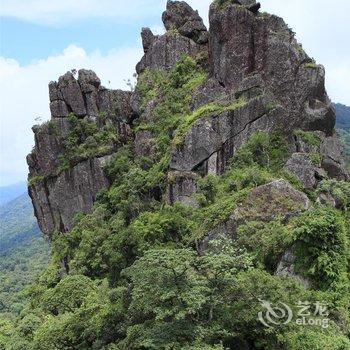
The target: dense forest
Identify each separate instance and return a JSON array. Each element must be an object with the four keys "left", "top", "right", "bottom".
[{"left": 0, "top": 194, "right": 50, "bottom": 348}]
